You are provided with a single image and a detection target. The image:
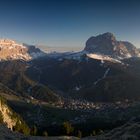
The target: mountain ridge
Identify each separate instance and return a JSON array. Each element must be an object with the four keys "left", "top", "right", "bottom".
[{"left": 0, "top": 33, "right": 139, "bottom": 62}]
